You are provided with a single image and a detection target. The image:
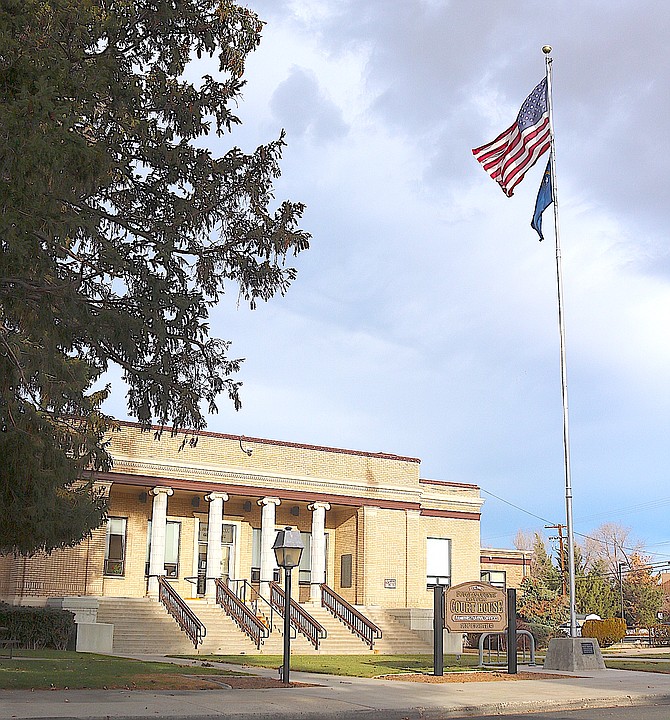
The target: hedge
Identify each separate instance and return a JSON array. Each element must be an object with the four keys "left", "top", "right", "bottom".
[
  {"left": 0, "top": 602, "right": 76, "bottom": 650},
  {"left": 581, "top": 617, "right": 626, "bottom": 647}
]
